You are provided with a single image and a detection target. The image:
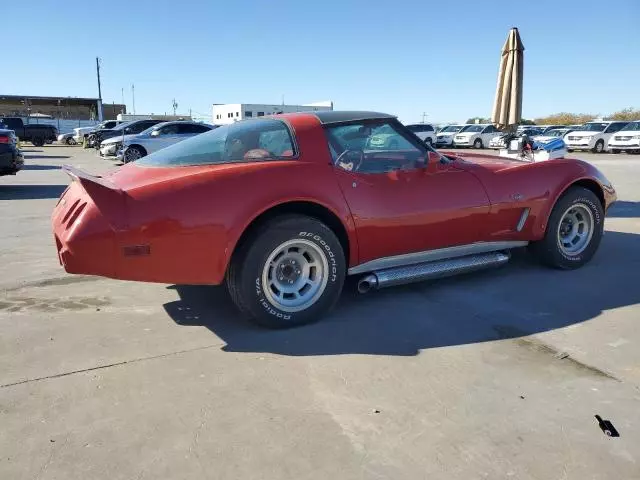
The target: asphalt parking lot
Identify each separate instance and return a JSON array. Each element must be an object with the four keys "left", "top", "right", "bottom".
[{"left": 2, "top": 145, "right": 640, "bottom": 479}]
